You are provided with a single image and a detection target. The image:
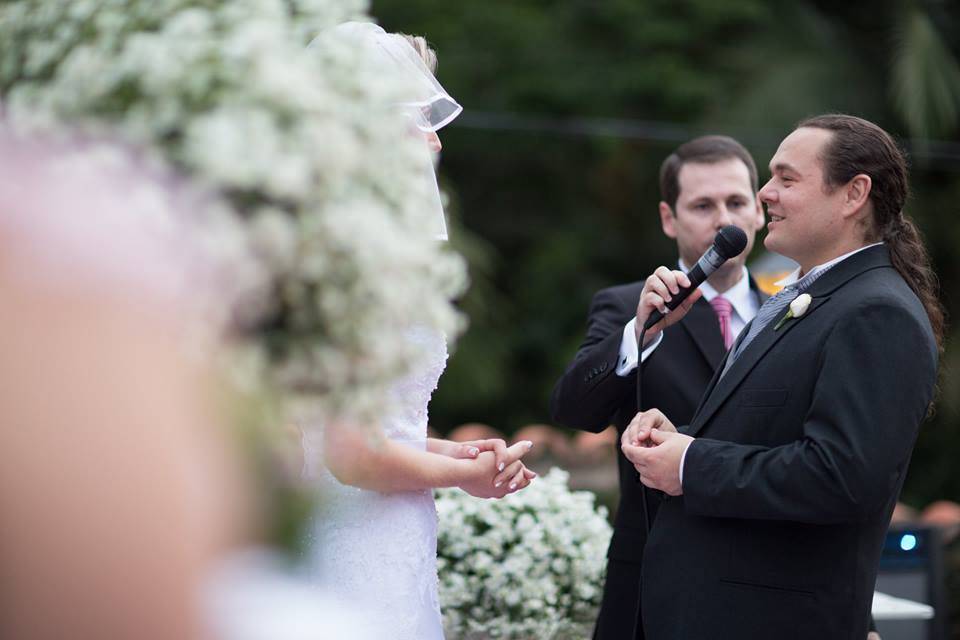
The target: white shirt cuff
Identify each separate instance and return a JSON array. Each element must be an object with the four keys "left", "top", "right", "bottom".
[
  {"left": 616, "top": 318, "right": 663, "bottom": 376},
  {"left": 679, "top": 438, "right": 693, "bottom": 487}
]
